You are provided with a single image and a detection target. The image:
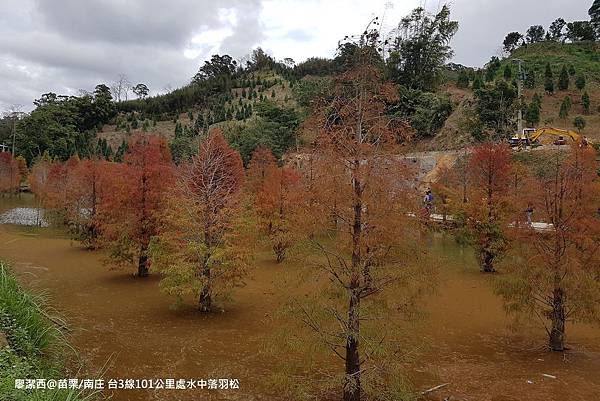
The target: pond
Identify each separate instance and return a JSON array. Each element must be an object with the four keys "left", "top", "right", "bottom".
[{"left": 1, "top": 196, "right": 599, "bottom": 401}]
